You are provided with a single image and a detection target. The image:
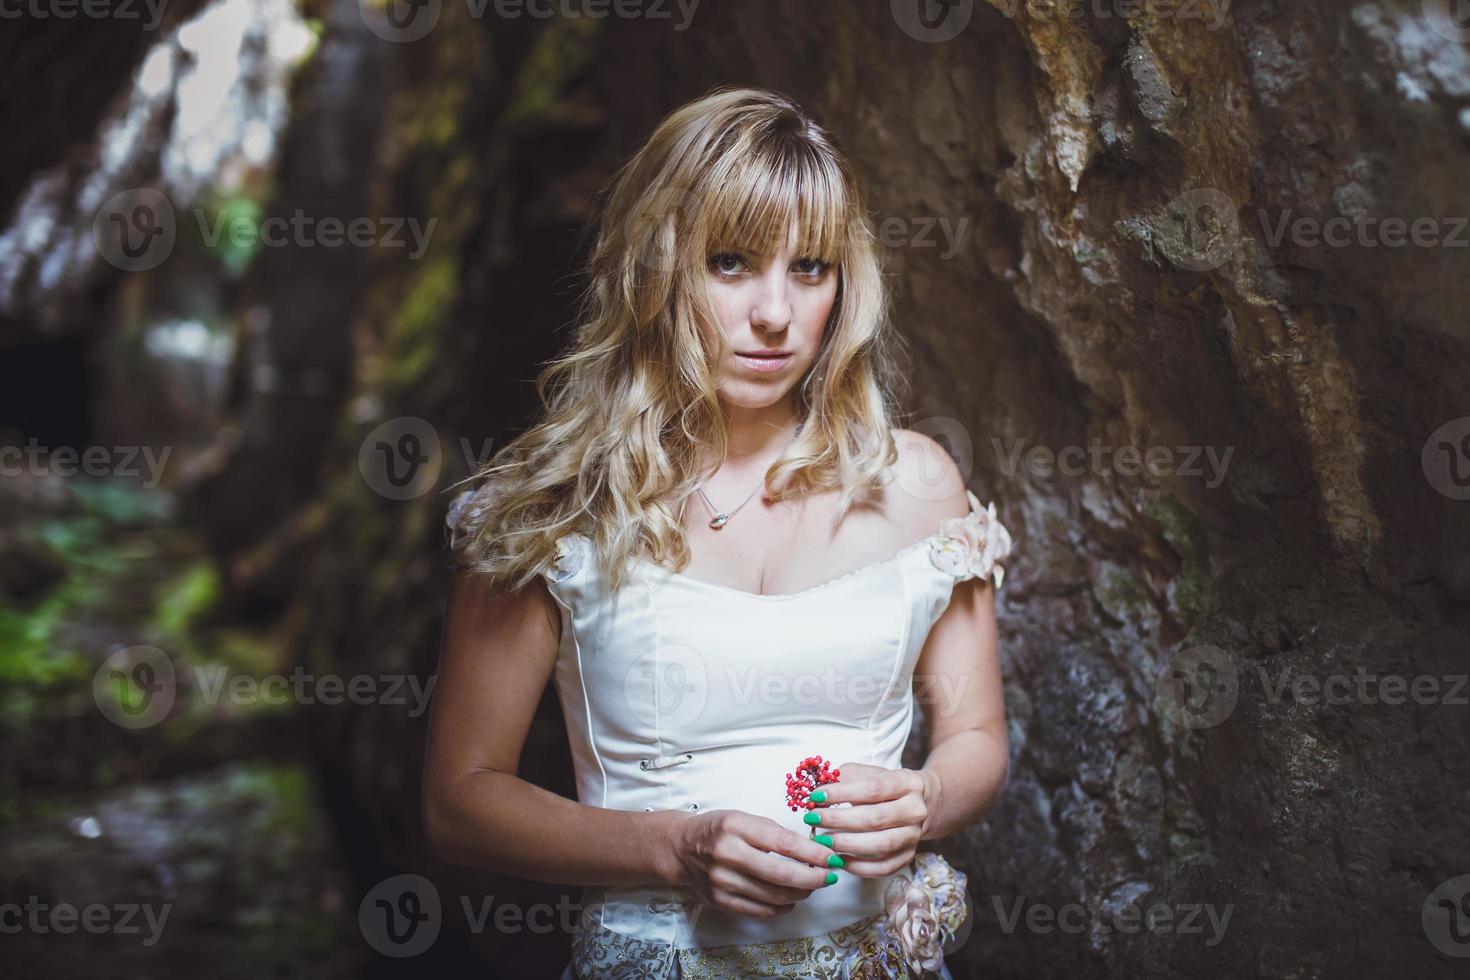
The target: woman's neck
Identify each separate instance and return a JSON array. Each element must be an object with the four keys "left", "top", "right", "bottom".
[{"left": 719, "top": 400, "right": 802, "bottom": 460}]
